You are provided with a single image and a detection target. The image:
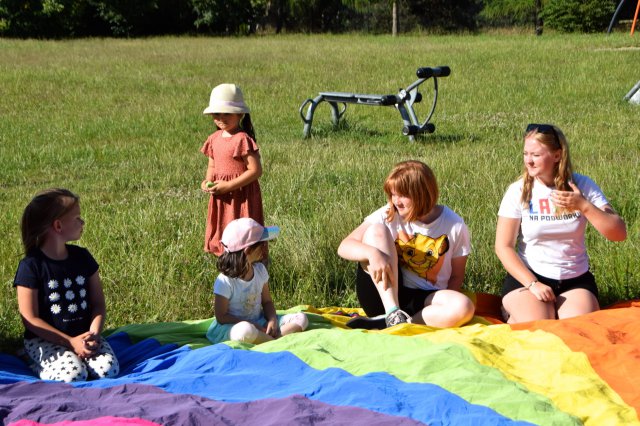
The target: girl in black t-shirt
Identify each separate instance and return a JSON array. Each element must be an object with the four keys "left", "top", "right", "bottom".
[{"left": 13, "top": 188, "right": 119, "bottom": 382}]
